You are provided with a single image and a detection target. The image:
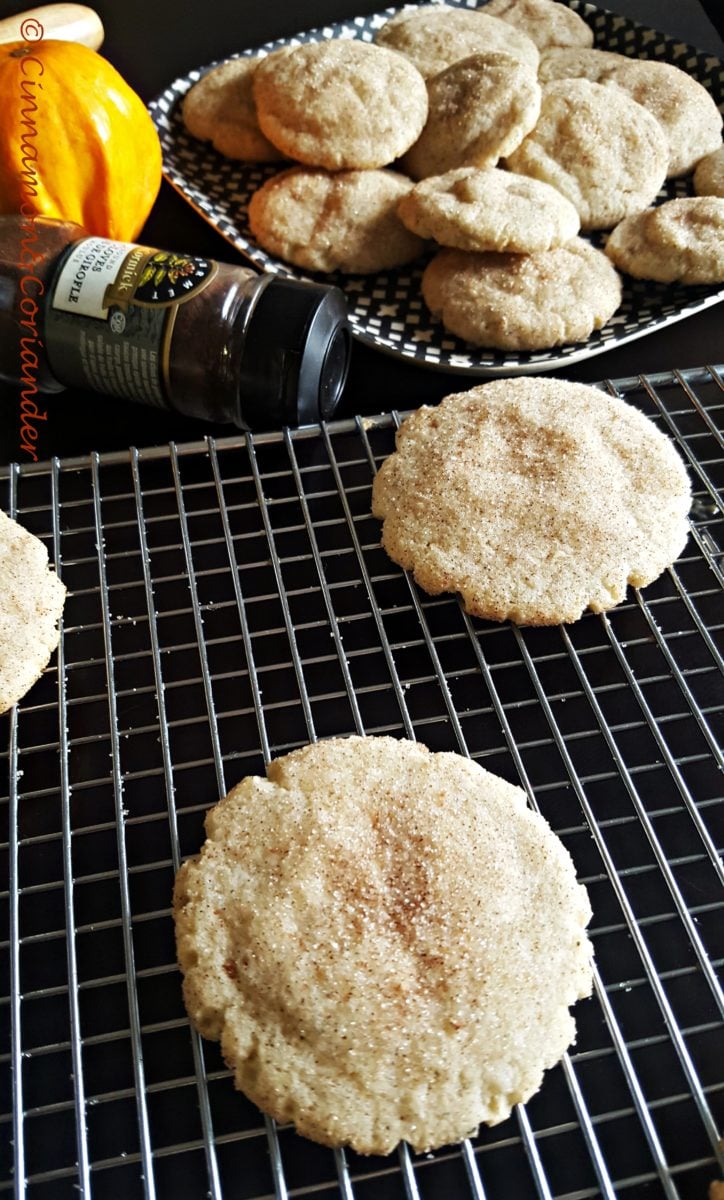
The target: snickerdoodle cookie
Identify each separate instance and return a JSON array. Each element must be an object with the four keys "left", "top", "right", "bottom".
[
  {"left": 536, "top": 52, "right": 722, "bottom": 178},
  {"left": 605, "top": 196, "right": 724, "bottom": 284},
  {"left": 587, "top": 59, "right": 721, "bottom": 179},
  {"left": 375, "top": 5, "right": 539, "bottom": 79},
  {"left": 174, "top": 734, "right": 593, "bottom": 1153},
  {"left": 484, "top": 0, "right": 594, "bottom": 50},
  {"left": 398, "top": 166, "right": 580, "bottom": 252},
  {"left": 401, "top": 51, "right": 542, "bottom": 179},
  {"left": 537, "top": 46, "right": 629, "bottom": 83},
  {"left": 506, "top": 79, "right": 669, "bottom": 229},
  {"left": 694, "top": 145, "right": 724, "bottom": 198},
  {"left": 371, "top": 378, "right": 691, "bottom": 625},
  {"left": 0, "top": 509, "right": 66, "bottom": 713},
  {"left": 251, "top": 40, "right": 428, "bottom": 169},
  {"left": 248, "top": 166, "right": 426, "bottom": 273},
  {"left": 182, "top": 56, "right": 284, "bottom": 161},
  {"left": 421, "top": 240, "right": 621, "bottom": 350}
]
